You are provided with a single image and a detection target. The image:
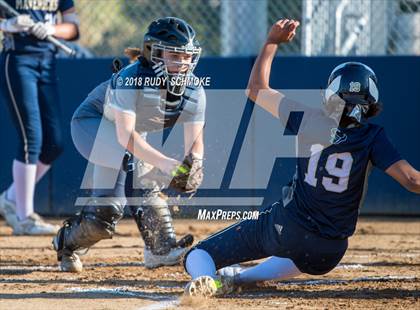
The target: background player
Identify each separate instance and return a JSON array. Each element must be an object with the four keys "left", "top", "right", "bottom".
[
  {"left": 183, "top": 19, "right": 420, "bottom": 297},
  {"left": 0, "top": 0, "right": 79, "bottom": 235},
  {"left": 53, "top": 17, "right": 206, "bottom": 272}
]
